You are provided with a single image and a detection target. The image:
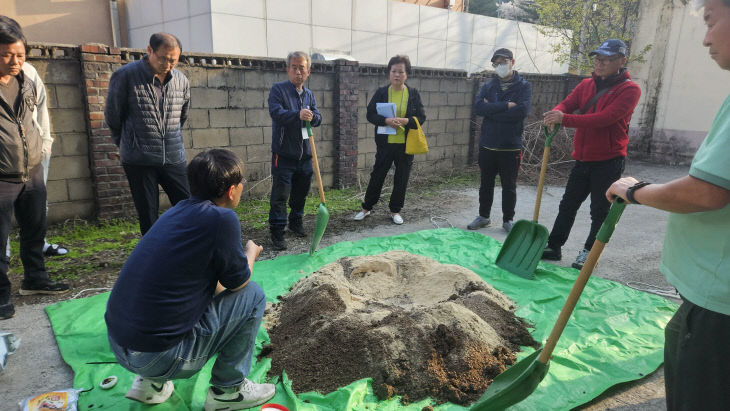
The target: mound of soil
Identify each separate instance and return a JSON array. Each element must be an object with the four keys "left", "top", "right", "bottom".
[{"left": 262, "top": 251, "right": 539, "bottom": 406}]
